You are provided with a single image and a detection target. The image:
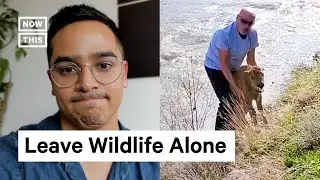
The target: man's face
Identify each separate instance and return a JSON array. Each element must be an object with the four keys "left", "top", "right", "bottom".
[
  {"left": 48, "top": 20, "right": 128, "bottom": 130},
  {"left": 236, "top": 14, "right": 255, "bottom": 35}
]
